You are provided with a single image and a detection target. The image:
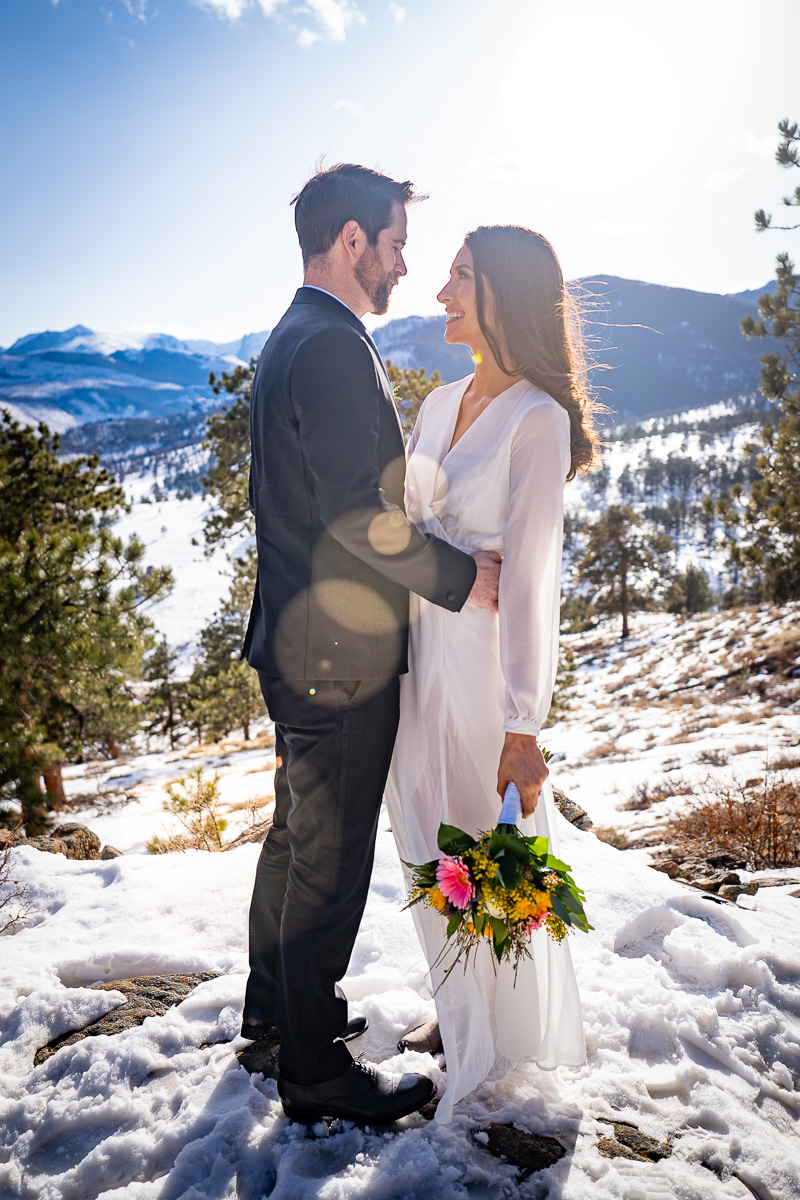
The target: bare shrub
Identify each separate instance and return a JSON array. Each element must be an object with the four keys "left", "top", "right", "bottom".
[
  {"left": 695, "top": 748, "right": 729, "bottom": 767},
  {"left": 770, "top": 752, "right": 800, "bottom": 772},
  {"left": 620, "top": 781, "right": 665, "bottom": 811},
  {"left": 665, "top": 772, "right": 800, "bottom": 870},
  {"left": 1, "top": 826, "right": 30, "bottom": 935},
  {"left": 147, "top": 766, "right": 228, "bottom": 854}
]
